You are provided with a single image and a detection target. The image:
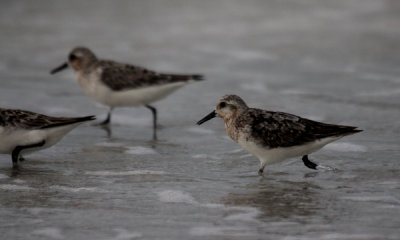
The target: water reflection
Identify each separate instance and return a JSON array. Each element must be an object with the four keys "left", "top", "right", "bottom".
[
  {"left": 98, "top": 124, "right": 112, "bottom": 138},
  {"left": 94, "top": 124, "right": 160, "bottom": 142},
  {"left": 0, "top": 163, "right": 53, "bottom": 178},
  {"left": 223, "top": 180, "right": 322, "bottom": 220}
]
